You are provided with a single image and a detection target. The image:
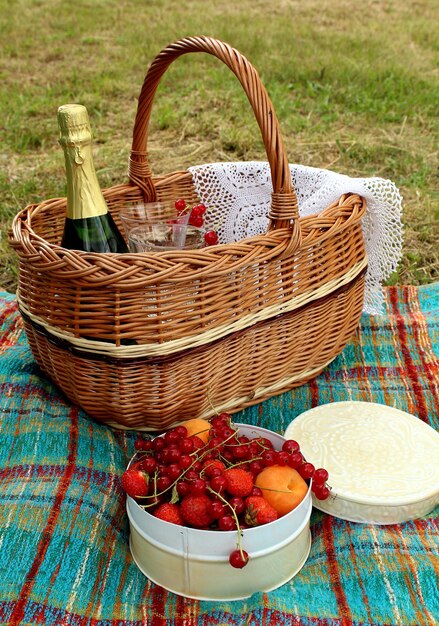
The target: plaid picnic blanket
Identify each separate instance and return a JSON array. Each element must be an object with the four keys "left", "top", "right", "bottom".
[{"left": 0, "top": 284, "right": 438, "bottom": 626}]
